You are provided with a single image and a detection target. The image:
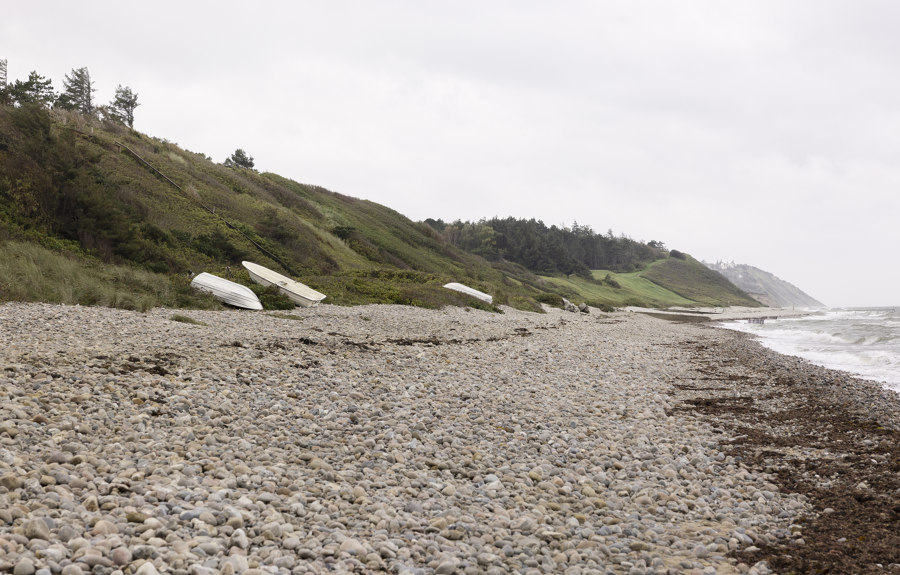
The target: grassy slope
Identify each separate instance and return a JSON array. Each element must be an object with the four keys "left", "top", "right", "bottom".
[
  {"left": 543, "top": 270, "right": 697, "bottom": 308},
  {"left": 540, "top": 256, "right": 762, "bottom": 309},
  {"left": 0, "top": 108, "right": 557, "bottom": 311},
  {"left": 0, "top": 106, "right": 758, "bottom": 312},
  {"left": 0, "top": 241, "right": 218, "bottom": 311},
  {"left": 640, "top": 256, "right": 761, "bottom": 307}
]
